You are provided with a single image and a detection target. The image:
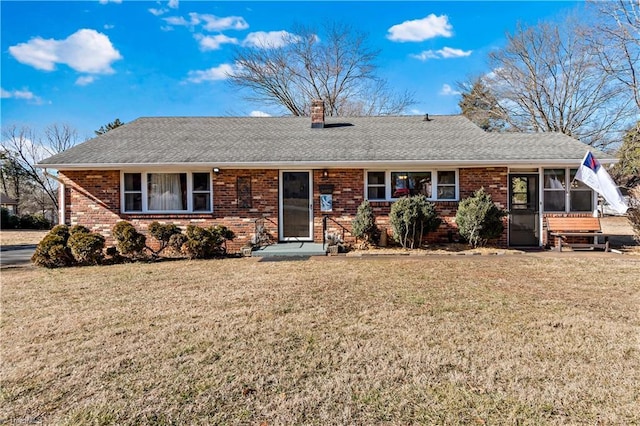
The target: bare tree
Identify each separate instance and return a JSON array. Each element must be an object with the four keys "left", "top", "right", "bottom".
[
  {"left": 586, "top": 0, "right": 640, "bottom": 111},
  {"left": 1, "top": 123, "right": 79, "bottom": 218},
  {"left": 485, "top": 16, "right": 633, "bottom": 149},
  {"left": 228, "top": 22, "right": 415, "bottom": 116}
]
